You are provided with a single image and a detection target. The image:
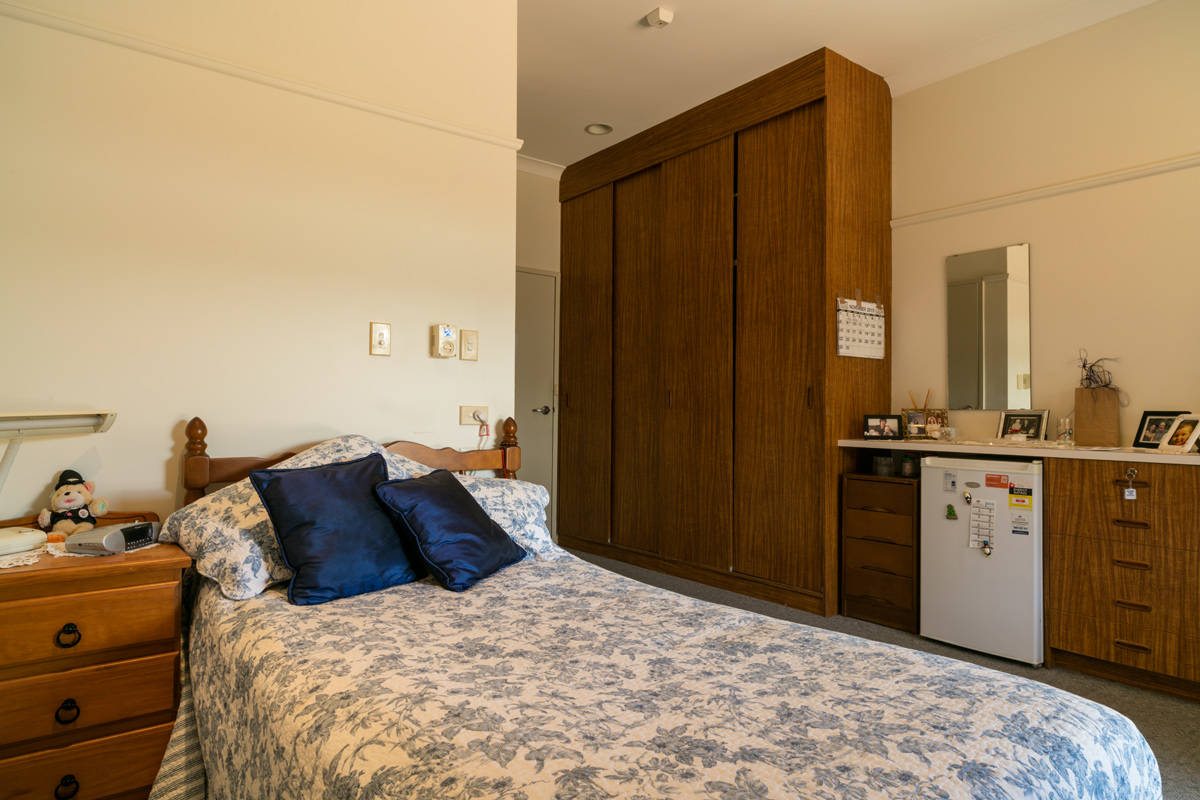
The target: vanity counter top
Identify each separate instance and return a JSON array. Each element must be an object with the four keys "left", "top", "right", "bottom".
[{"left": 838, "top": 438, "right": 1200, "bottom": 465}]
